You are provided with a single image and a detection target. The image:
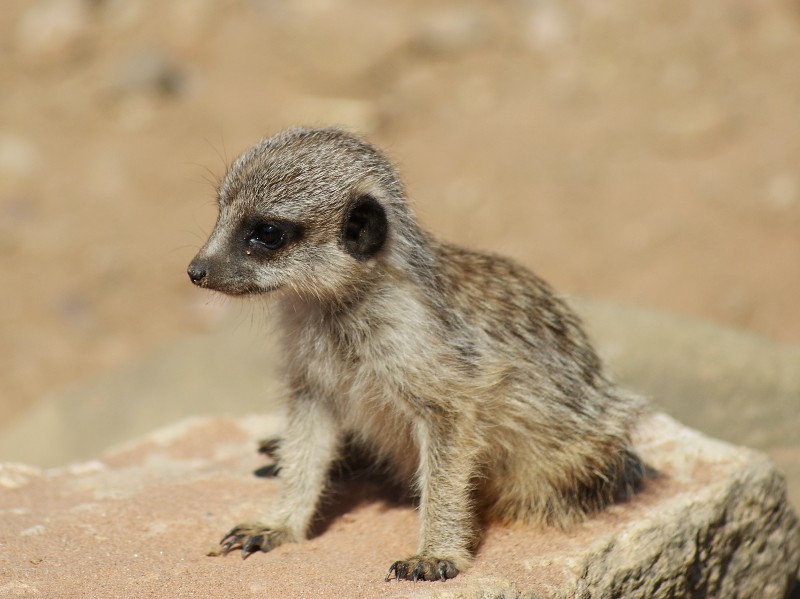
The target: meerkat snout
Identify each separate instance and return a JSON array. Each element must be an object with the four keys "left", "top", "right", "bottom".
[{"left": 187, "top": 260, "right": 207, "bottom": 286}]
